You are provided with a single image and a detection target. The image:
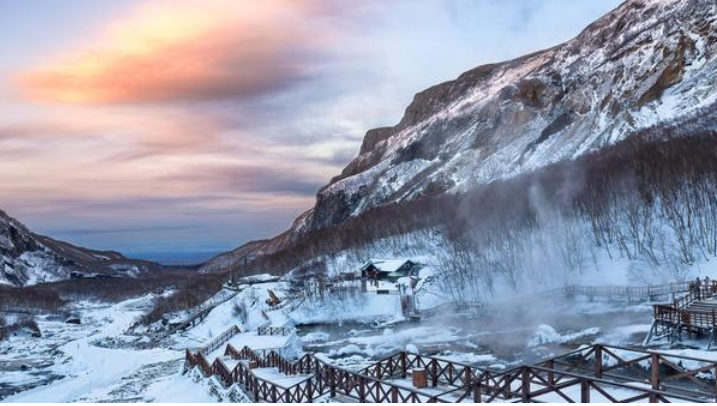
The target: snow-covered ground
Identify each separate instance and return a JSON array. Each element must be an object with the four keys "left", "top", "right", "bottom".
[
  {"left": 0, "top": 296, "right": 229, "bottom": 402},
  {"left": 1, "top": 260, "right": 715, "bottom": 403}
]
